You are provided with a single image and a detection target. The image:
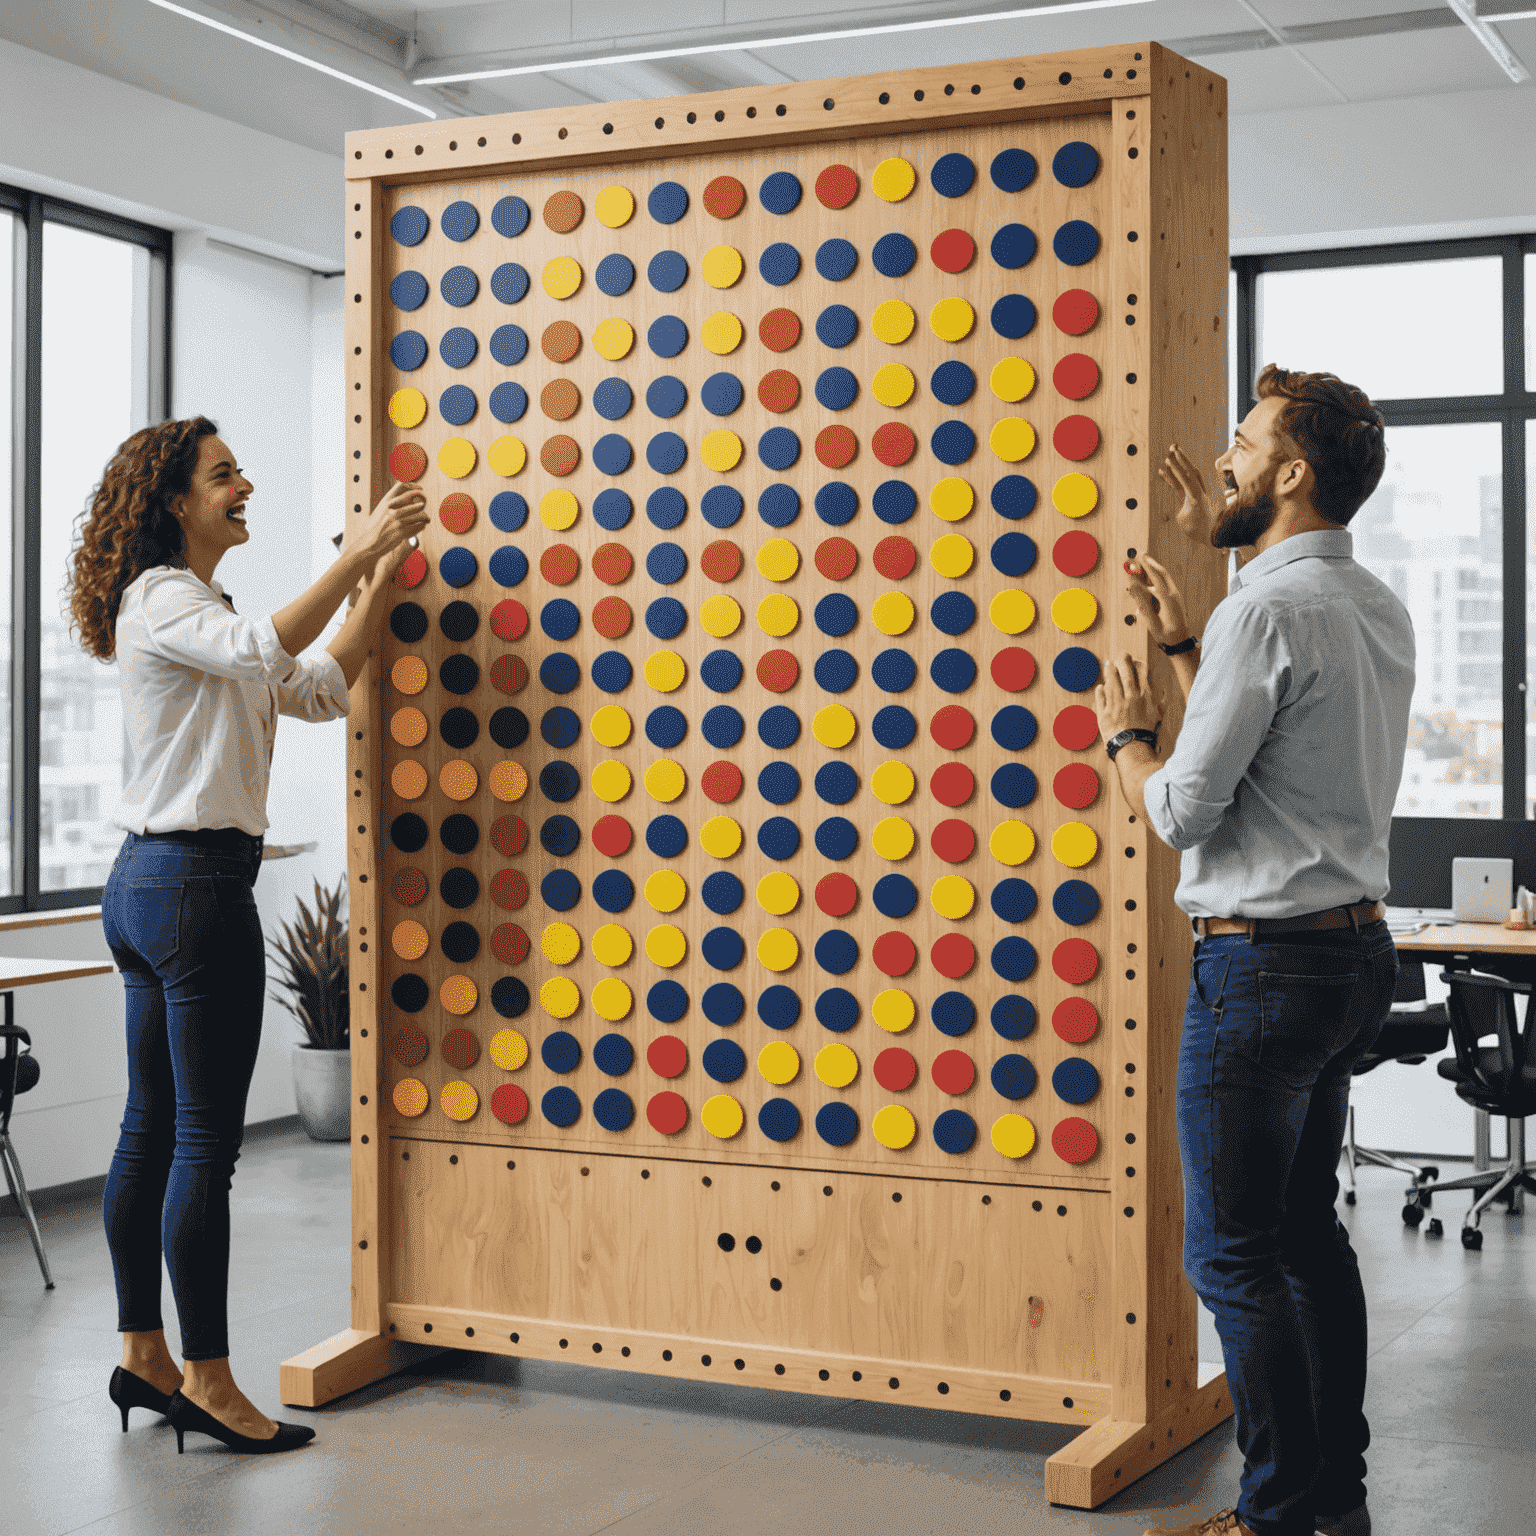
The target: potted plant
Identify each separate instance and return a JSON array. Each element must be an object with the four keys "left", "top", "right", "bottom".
[{"left": 269, "top": 874, "right": 351, "bottom": 1141}]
